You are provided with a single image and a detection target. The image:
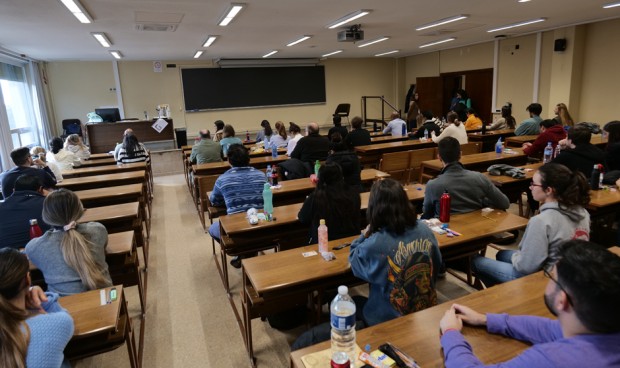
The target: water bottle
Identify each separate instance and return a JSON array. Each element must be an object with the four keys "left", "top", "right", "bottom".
[
  {"left": 401, "top": 122, "right": 407, "bottom": 136},
  {"left": 543, "top": 142, "right": 553, "bottom": 164},
  {"left": 263, "top": 136, "right": 269, "bottom": 151},
  {"left": 495, "top": 137, "right": 503, "bottom": 156},
  {"left": 272, "top": 165, "right": 279, "bottom": 186},
  {"left": 481, "top": 121, "right": 487, "bottom": 135},
  {"left": 318, "top": 219, "right": 328, "bottom": 254},
  {"left": 424, "top": 129, "right": 429, "bottom": 140},
  {"left": 262, "top": 183, "right": 273, "bottom": 217},
  {"left": 246, "top": 130, "right": 250, "bottom": 141},
  {"left": 590, "top": 164, "right": 600, "bottom": 190},
  {"left": 314, "top": 160, "right": 321, "bottom": 176},
  {"left": 439, "top": 190, "right": 451, "bottom": 223},
  {"left": 554, "top": 144, "right": 561, "bottom": 159},
  {"left": 331, "top": 286, "right": 356, "bottom": 366},
  {"left": 266, "top": 165, "right": 272, "bottom": 185},
  {"left": 271, "top": 142, "right": 278, "bottom": 158},
  {"left": 29, "top": 219, "right": 43, "bottom": 239}
]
